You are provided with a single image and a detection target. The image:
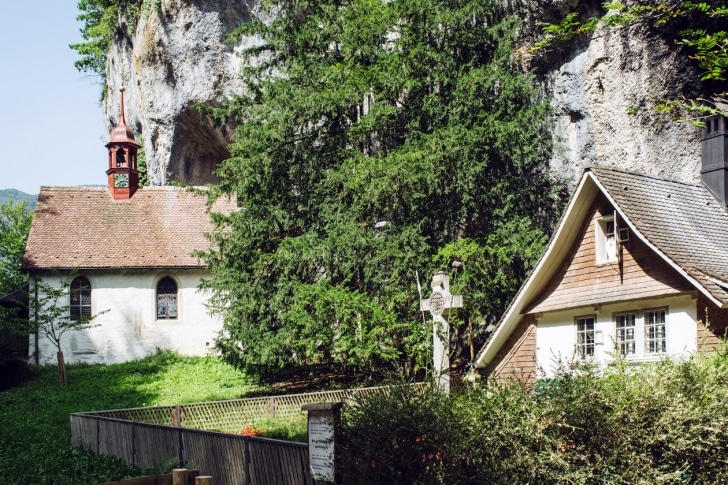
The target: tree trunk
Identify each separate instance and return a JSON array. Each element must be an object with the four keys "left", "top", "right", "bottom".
[{"left": 57, "top": 351, "right": 67, "bottom": 386}]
